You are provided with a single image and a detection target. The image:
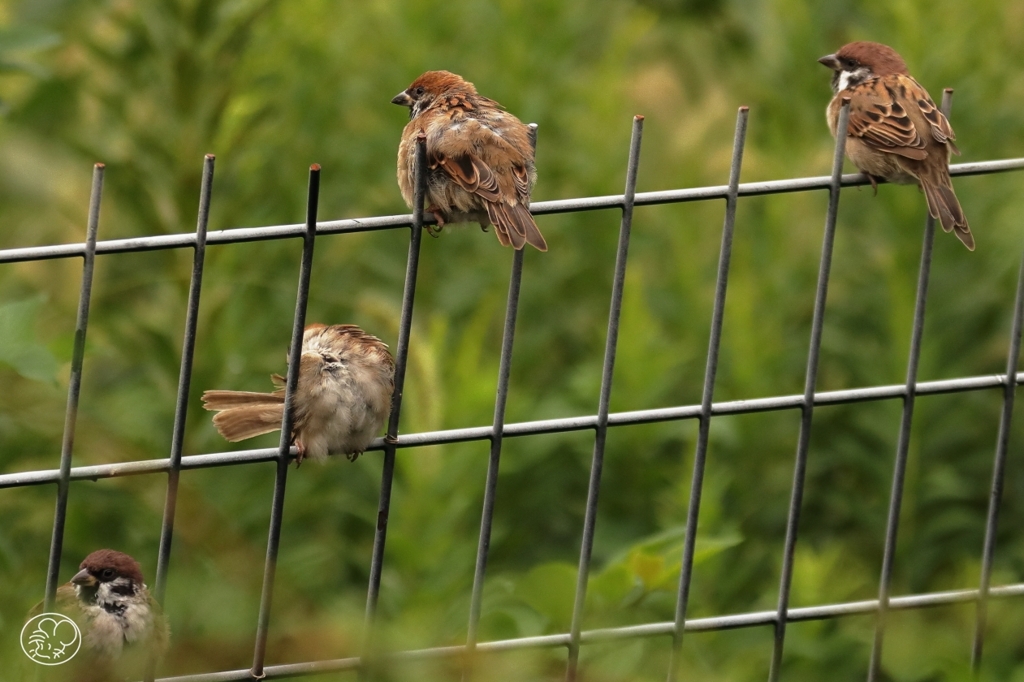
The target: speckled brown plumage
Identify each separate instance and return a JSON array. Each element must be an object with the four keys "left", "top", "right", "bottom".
[
  {"left": 820, "top": 41, "right": 973, "bottom": 250},
  {"left": 392, "top": 70, "right": 547, "bottom": 251}
]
